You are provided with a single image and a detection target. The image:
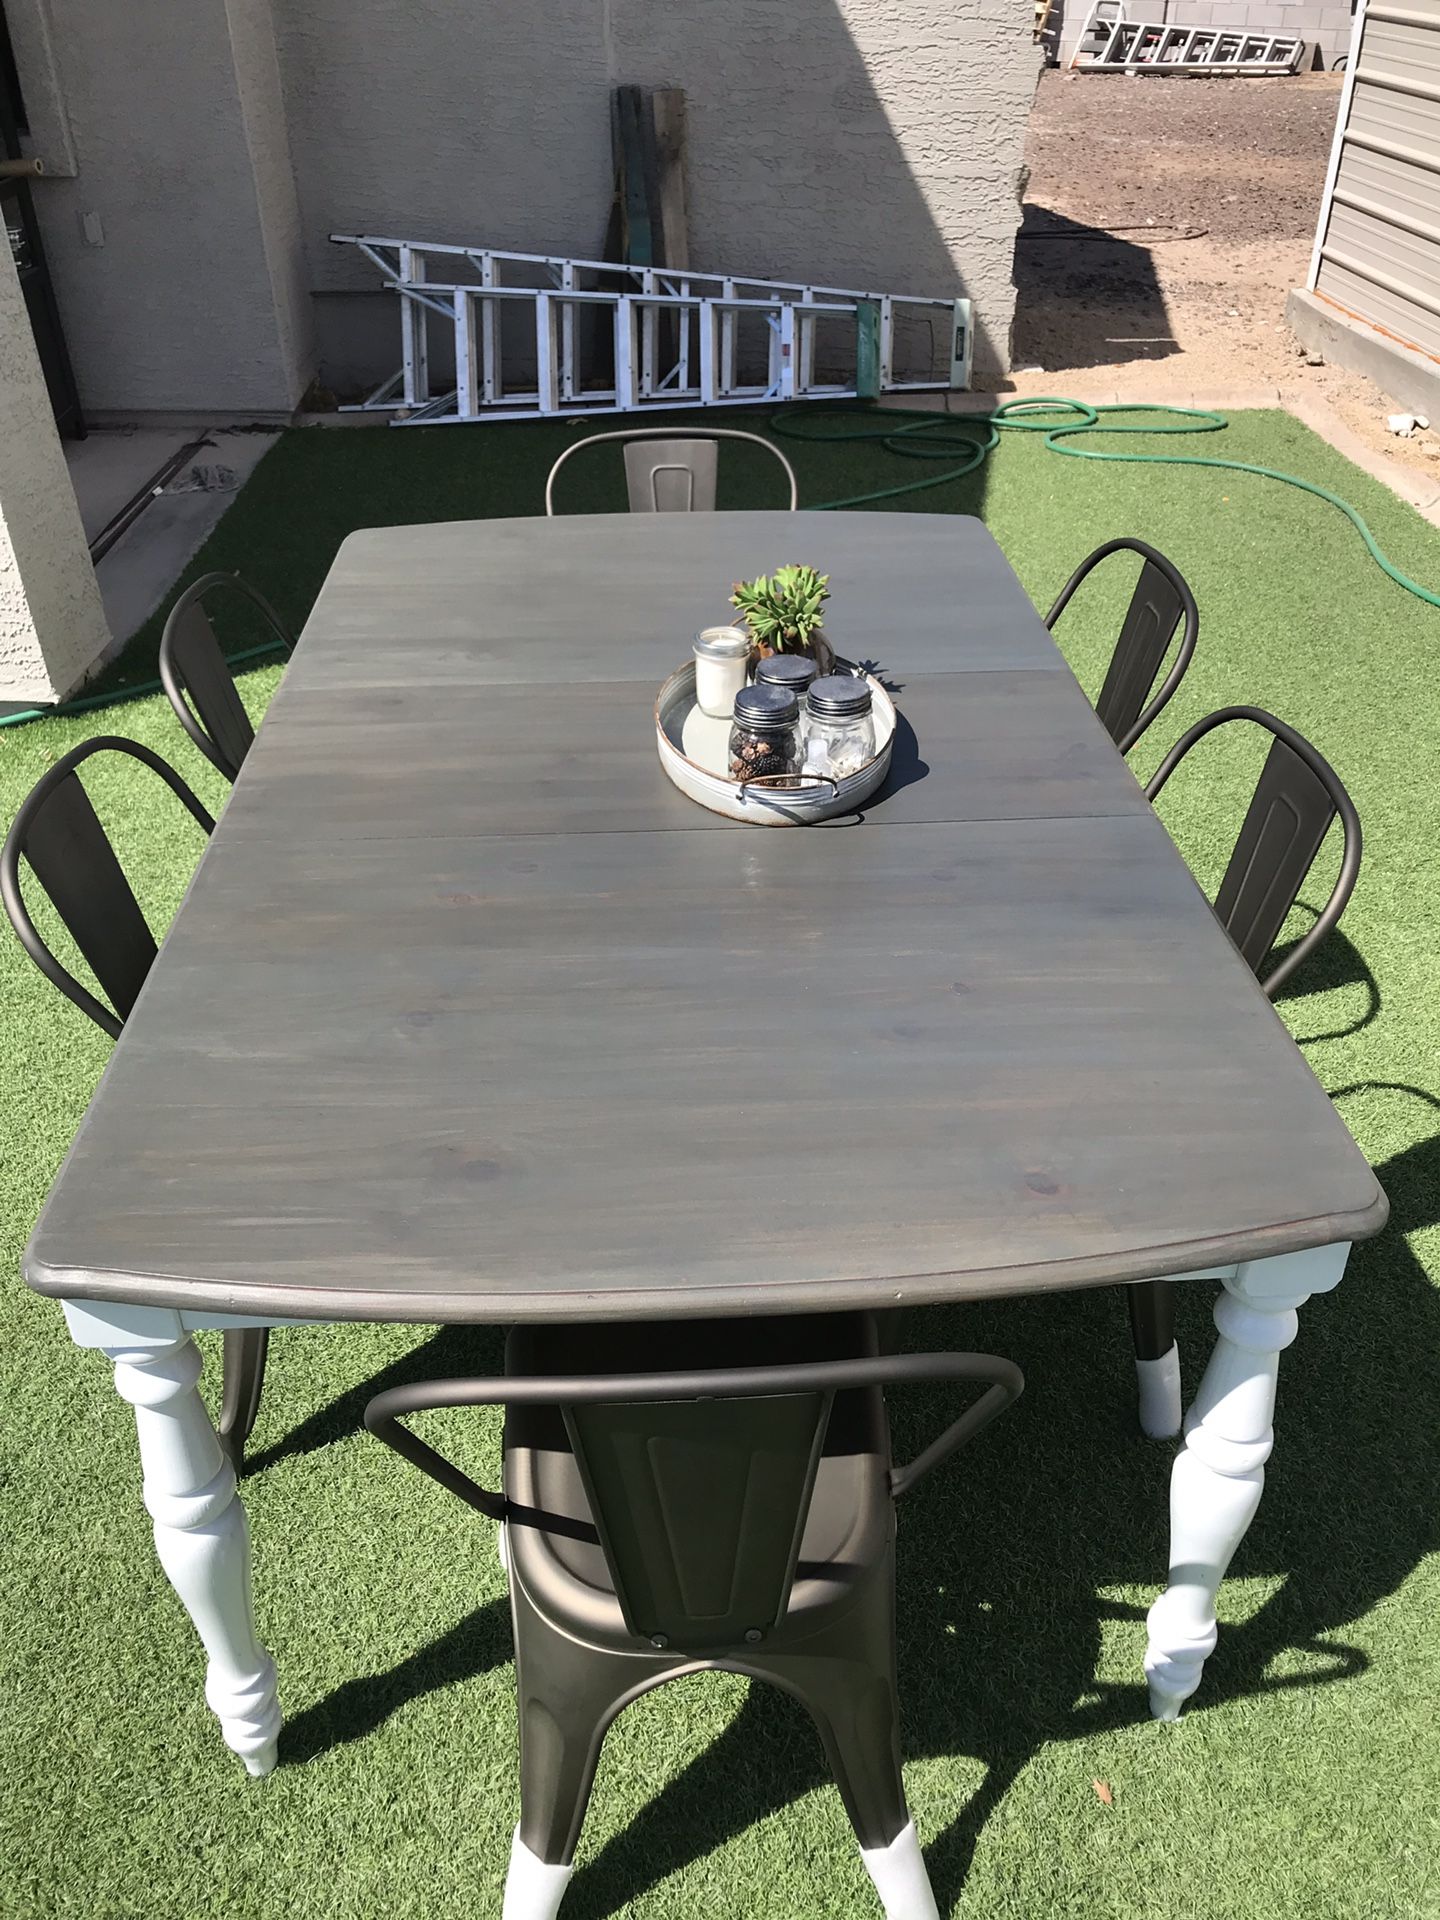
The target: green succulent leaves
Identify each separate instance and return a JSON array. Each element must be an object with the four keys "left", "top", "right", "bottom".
[{"left": 730, "top": 563, "right": 830, "bottom": 651}]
